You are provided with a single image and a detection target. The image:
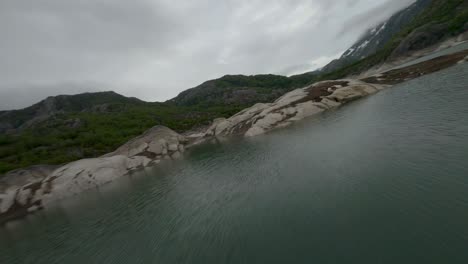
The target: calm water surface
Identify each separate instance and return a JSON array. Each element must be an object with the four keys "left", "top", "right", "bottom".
[{"left": 1, "top": 63, "right": 468, "bottom": 263}]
